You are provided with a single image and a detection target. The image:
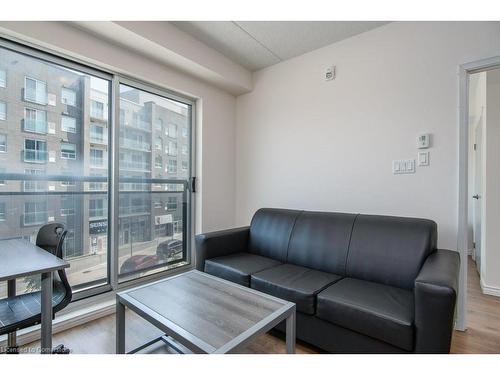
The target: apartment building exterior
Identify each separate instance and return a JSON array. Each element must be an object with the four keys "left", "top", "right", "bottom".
[{"left": 0, "top": 46, "right": 189, "bottom": 288}]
